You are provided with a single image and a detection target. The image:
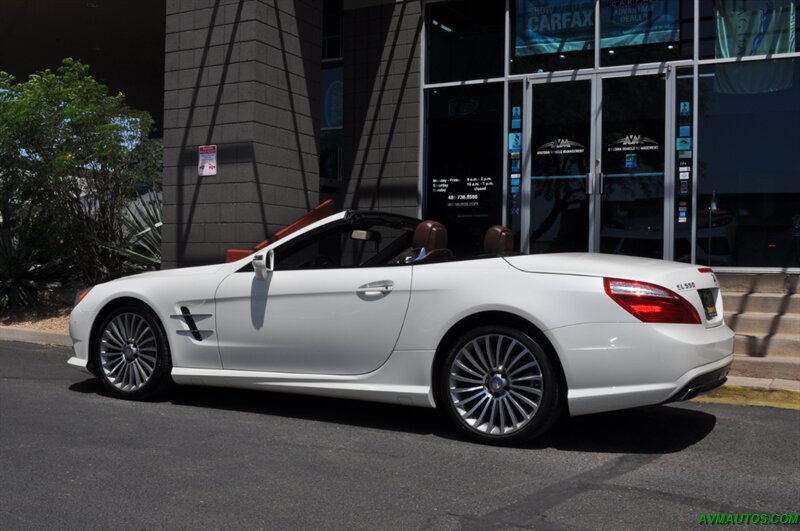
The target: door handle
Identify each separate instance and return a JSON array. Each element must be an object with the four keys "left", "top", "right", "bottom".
[
  {"left": 585, "top": 173, "right": 593, "bottom": 195},
  {"left": 356, "top": 281, "right": 394, "bottom": 297},
  {"left": 598, "top": 172, "right": 605, "bottom": 195}
]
